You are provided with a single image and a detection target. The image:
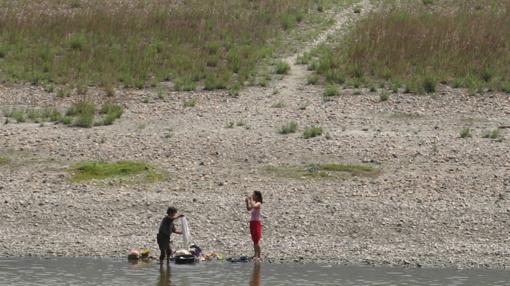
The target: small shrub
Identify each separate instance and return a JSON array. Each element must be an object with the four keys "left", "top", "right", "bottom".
[
  {"left": 225, "top": 121, "right": 234, "bottom": 128},
  {"left": 275, "top": 61, "right": 290, "bottom": 75},
  {"left": 174, "top": 78, "right": 196, "bottom": 91},
  {"left": 183, "top": 98, "right": 197, "bottom": 107},
  {"left": 296, "top": 52, "right": 311, "bottom": 65},
  {"left": 303, "top": 126, "right": 323, "bottom": 139},
  {"left": 271, "top": 101, "right": 286, "bottom": 108},
  {"left": 49, "top": 110, "right": 62, "bottom": 122},
  {"left": 482, "top": 128, "right": 501, "bottom": 139},
  {"left": 0, "top": 156, "right": 10, "bottom": 165},
  {"left": 57, "top": 88, "right": 71, "bottom": 98},
  {"left": 460, "top": 128, "right": 472, "bottom": 138},
  {"left": 61, "top": 116, "right": 73, "bottom": 125},
  {"left": 379, "top": 91, "right": 390, "bottom": 102},
  {"left": 68, "top": 33, "right": 87, "bottom": 51},
  {"left": 324, "top": 84, "right": 339, "bottom": 97},
  {"left": 105, "top": 86, "right": 116, "bottom": 97},
  {"left": 422, "top": 76, "right": 437, "bottom": 93},
  {"left": 66, "top": 101, "right": 96, "bottom": 117},
  {"left": 76, "top": 84, "right": 88, "bottom": 95},
  {"left": 228, "top": 84, "right": 241, "bottom": 97},
  {"left": 11, "top": 110, "right": 26, "bottom": 123},
  {"left": 73, "top": 113, "right": 95, "bottom": 128},
  {"left": 279, "top": 121, "right": 298, "bottom": 134},
  {"left": 100, "top": 103, "right": 123, "bottom": 125},
  {"left": 422, "top": 0, "right": 433, "bottom": 5},
  {"left": 204, "top": 74, "right": 228, "bottom": 90},
  {"left": 307, "top": 75, "right": 319, "bottom": 85}
]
